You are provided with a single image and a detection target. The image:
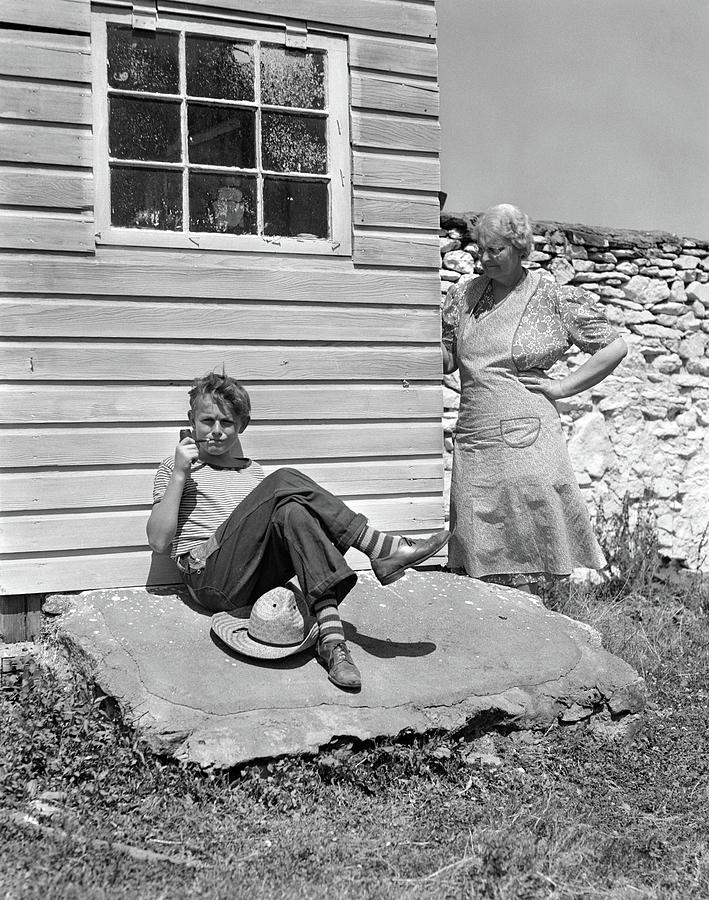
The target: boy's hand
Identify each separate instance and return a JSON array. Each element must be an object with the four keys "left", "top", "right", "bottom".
[{"left": 175, "top": 436, "right": 199, "bottom": 474}]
